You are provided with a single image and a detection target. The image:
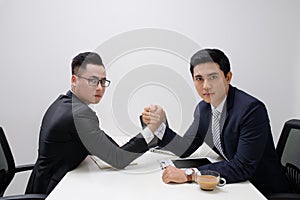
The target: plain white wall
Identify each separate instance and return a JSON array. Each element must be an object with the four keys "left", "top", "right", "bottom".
[{"left": 0, "top": 0, "right": 299, "bottom": 195}]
